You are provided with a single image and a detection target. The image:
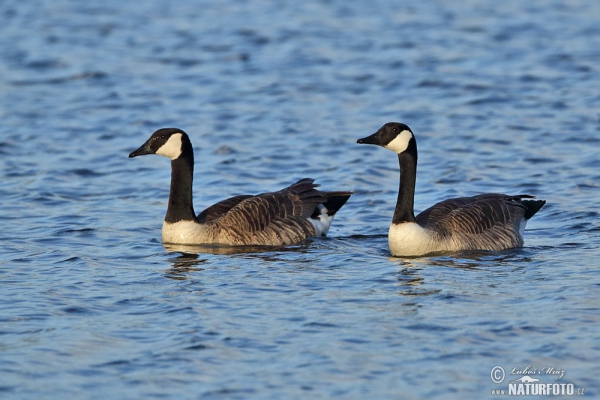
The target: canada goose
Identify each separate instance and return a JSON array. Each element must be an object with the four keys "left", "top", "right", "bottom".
[
  {"left": 357, "top": 122, "right": 546, "bottom": 256},
  {"left": 129, "top": 128, "right": 352, "bottom": 246}
]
